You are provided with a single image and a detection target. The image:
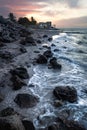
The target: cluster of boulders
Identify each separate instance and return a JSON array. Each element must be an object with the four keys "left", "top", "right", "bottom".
[
  {"left": 10, "top": 67, "right": 29, "bottom": 90},
  {"left": 36, "top": 49, "right": 62, "bottom": 69},
  {"left": 0, "top": 107, "right": 35, "bottom": 130}
]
